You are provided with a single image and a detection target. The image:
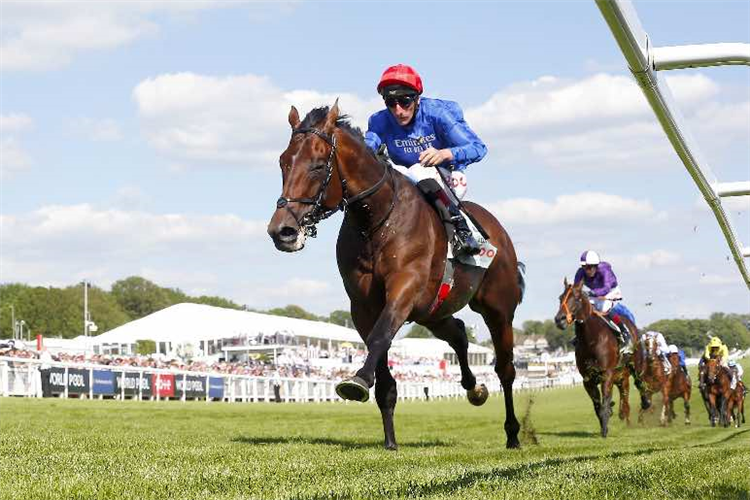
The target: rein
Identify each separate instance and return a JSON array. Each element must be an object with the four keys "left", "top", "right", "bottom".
[{"left": 276, "top": 126, "right": 394, "bottom": 238}]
